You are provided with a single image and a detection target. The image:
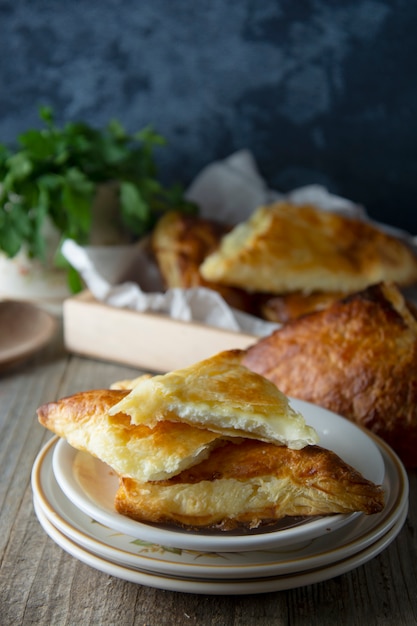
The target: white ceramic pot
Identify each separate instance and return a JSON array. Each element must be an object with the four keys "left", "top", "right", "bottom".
[
  {"left": 0, "top": 183, "right": 134, "bottom": 315},
  {"left": 0, "top": 248, "right": 70, "bottom": 314}
]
